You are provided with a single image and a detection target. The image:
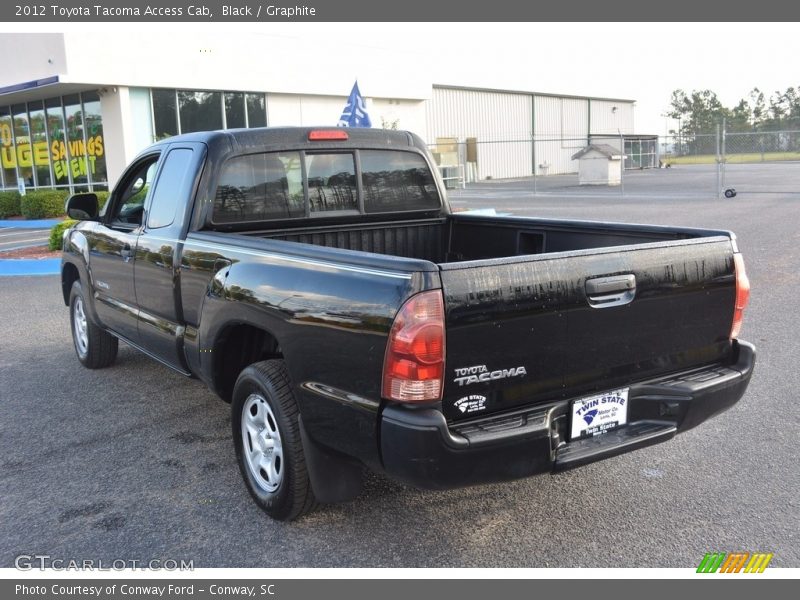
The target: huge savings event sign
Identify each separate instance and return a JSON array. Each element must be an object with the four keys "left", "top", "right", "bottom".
[{"left": 0, "top": 114, "right": 104, "bottom": 183}]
